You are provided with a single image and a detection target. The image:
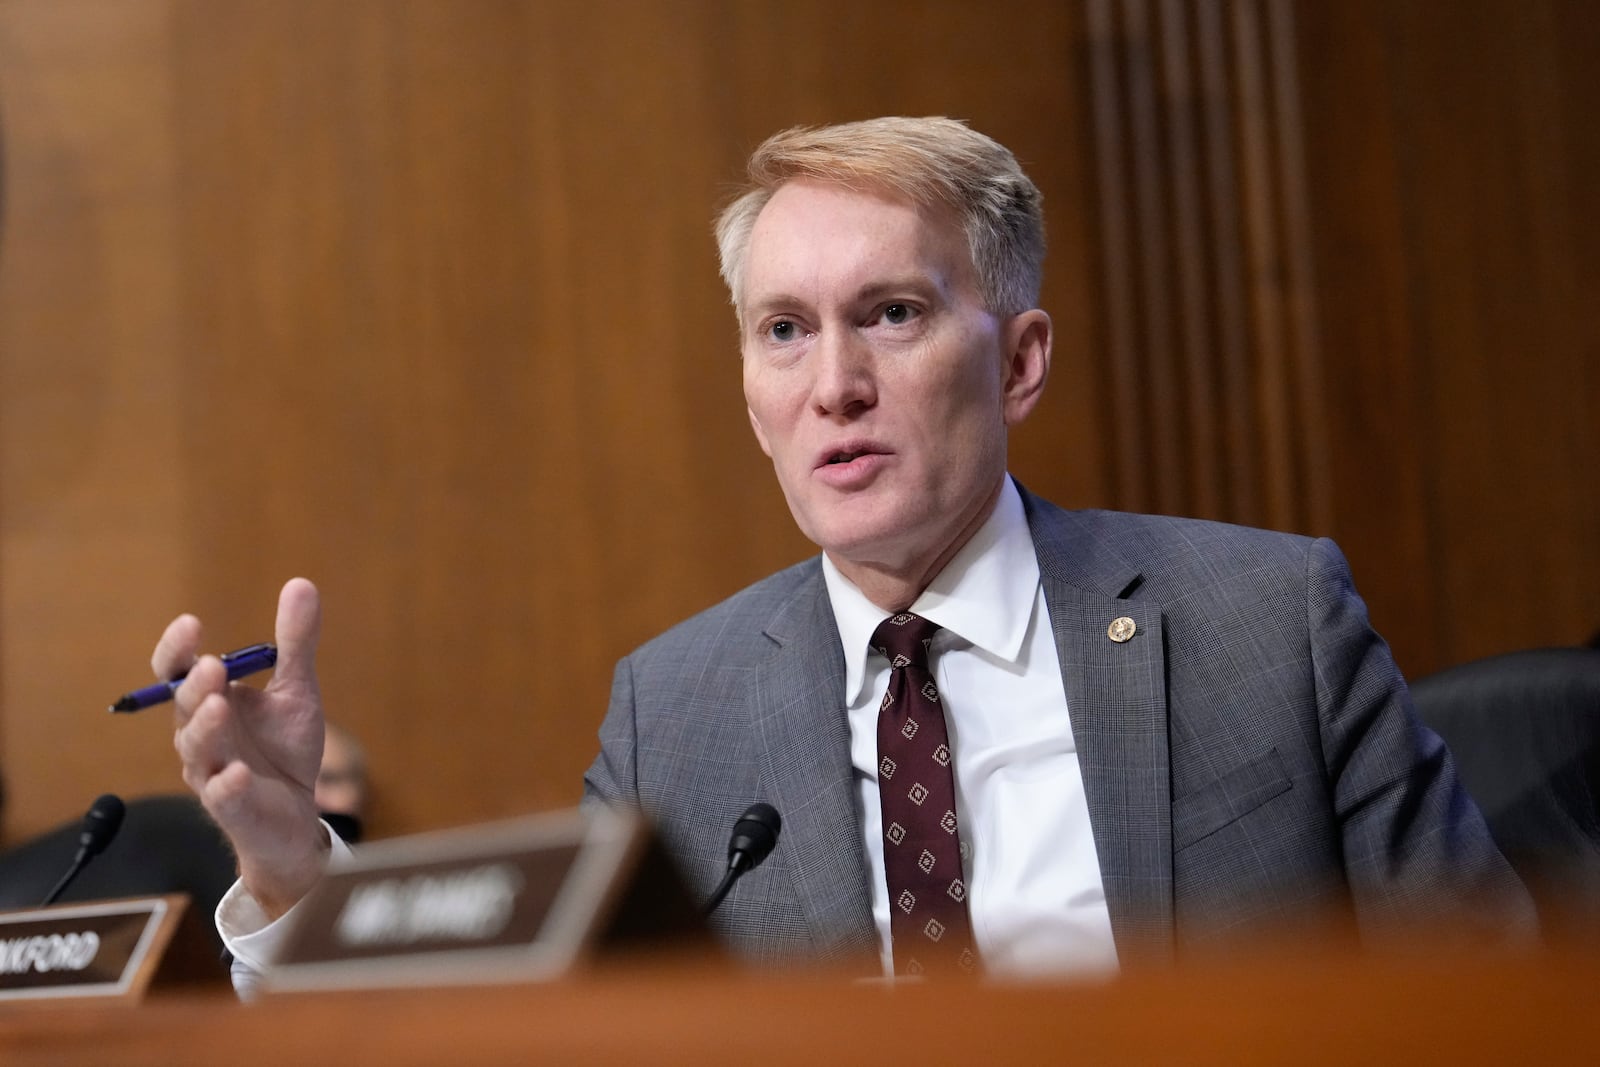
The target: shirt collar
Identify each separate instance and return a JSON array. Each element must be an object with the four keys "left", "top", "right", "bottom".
[{"left": 823, "top": 475, "right": 1041, "bottom": 707}]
